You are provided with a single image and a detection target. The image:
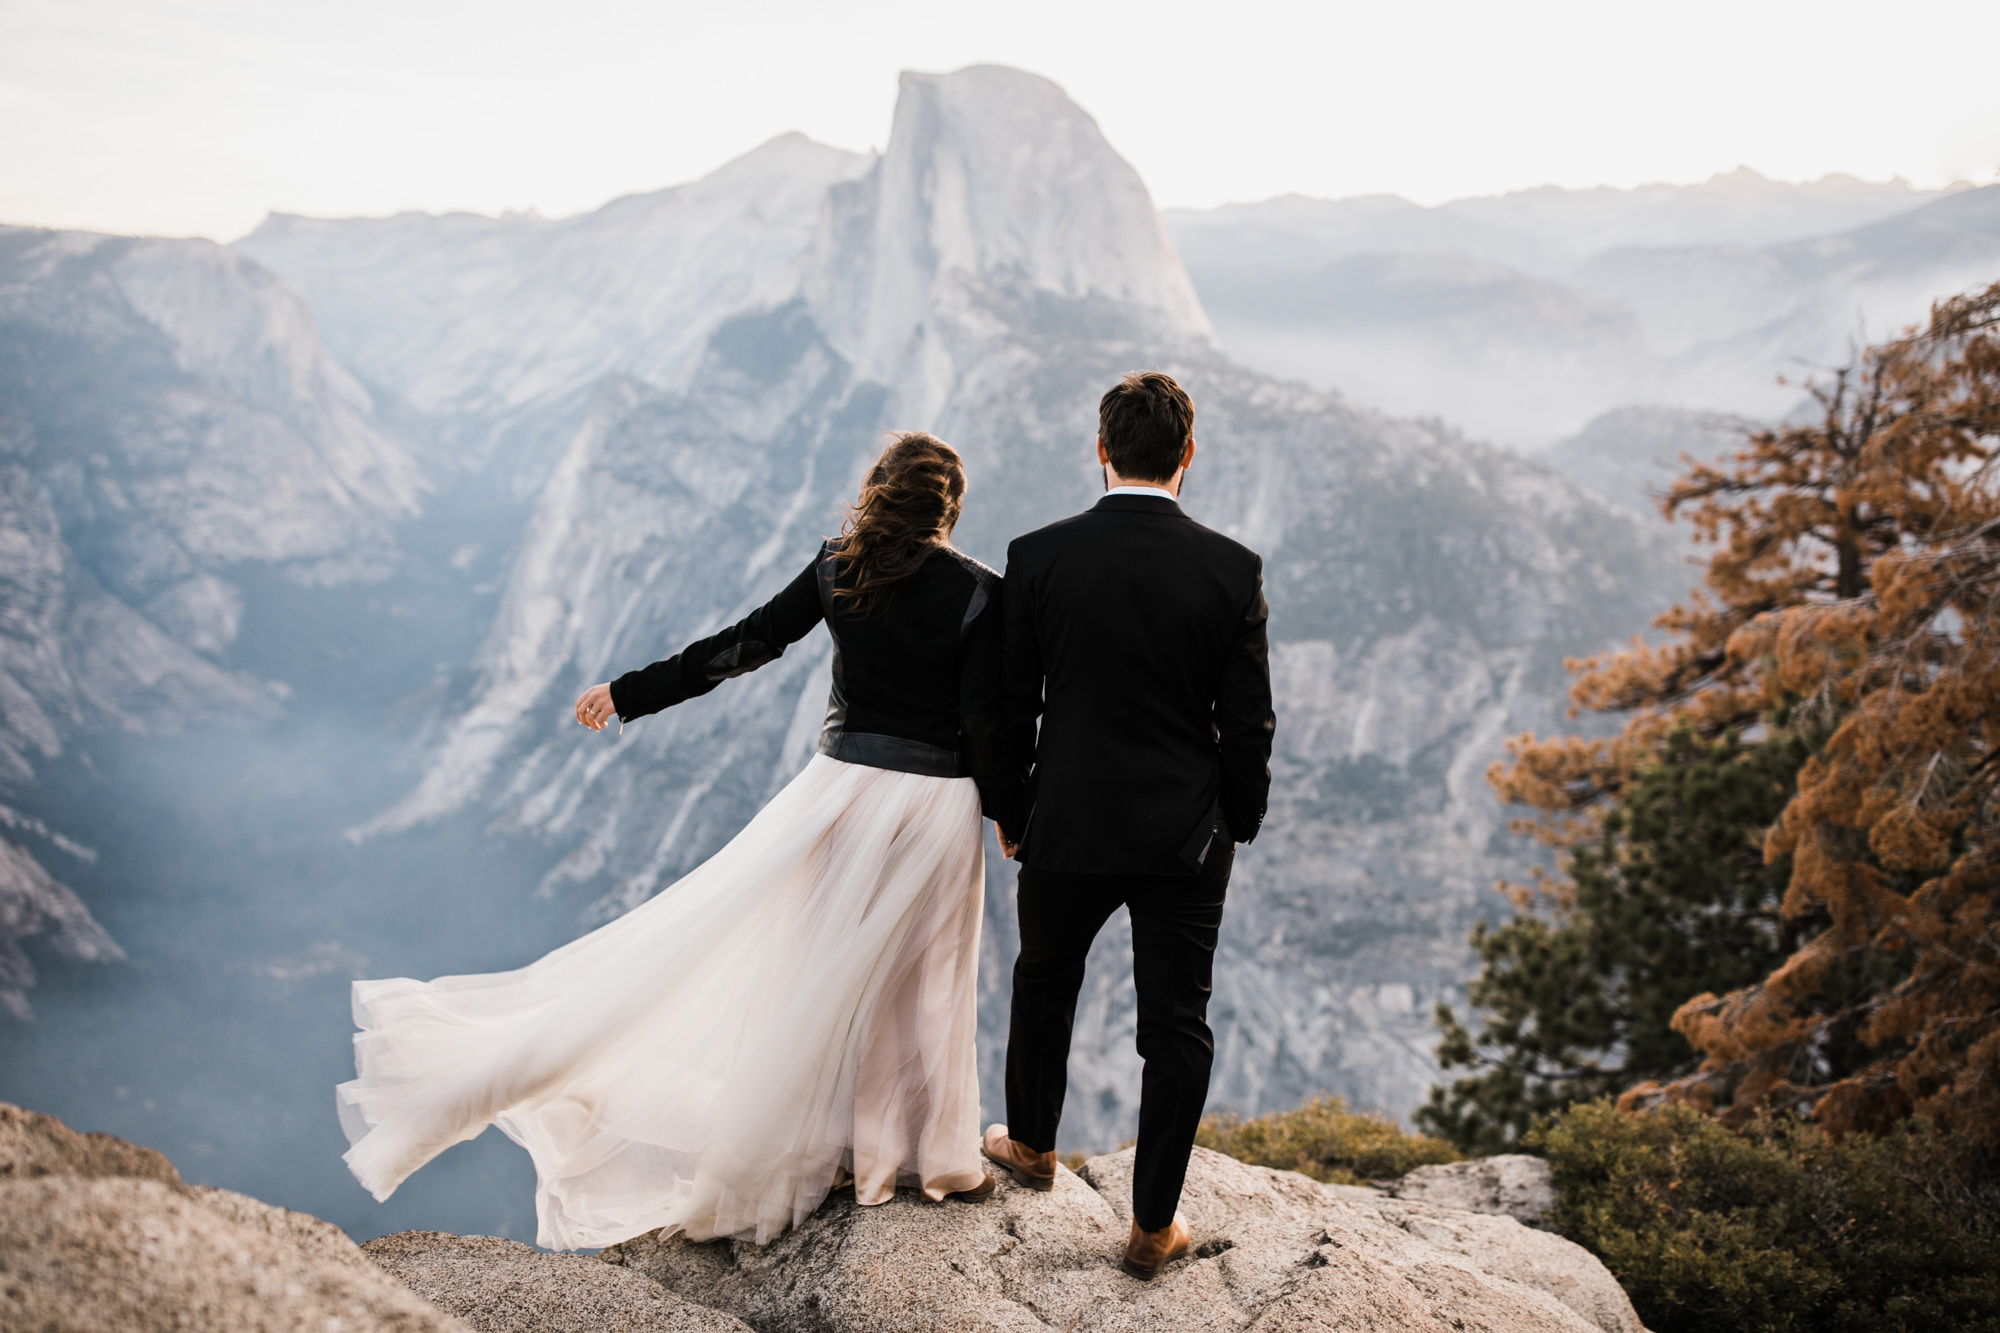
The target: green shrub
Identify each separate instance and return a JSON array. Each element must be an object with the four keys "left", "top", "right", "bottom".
[
  {"left": 1196, "top": 1095, "right": 1460, "bottom": 1185},
  {"left": 1535, "top": 1100, "right": 2000, "bottom": 1333}
]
